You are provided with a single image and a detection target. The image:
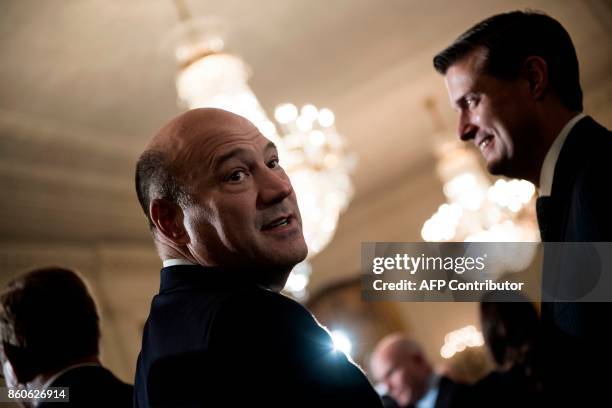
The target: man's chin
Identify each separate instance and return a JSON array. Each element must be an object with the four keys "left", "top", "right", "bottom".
[
  {"left": 486, "top": 158, "right": 508, "bottom": 177},
  {"left": 278, "top": 245, "right": 308, "bottom": 274},
  {"left": 487, "top": 159, "right": 527, "bottom": 181},
  {"left": 396, "top": 393, "right": 412, "bottom": 408},
  {"left": 280, "top": 237, "right": 308, "bottom": 264},
  {"left": 253, "top": 245, "right": 308, "bottom": 290}
]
